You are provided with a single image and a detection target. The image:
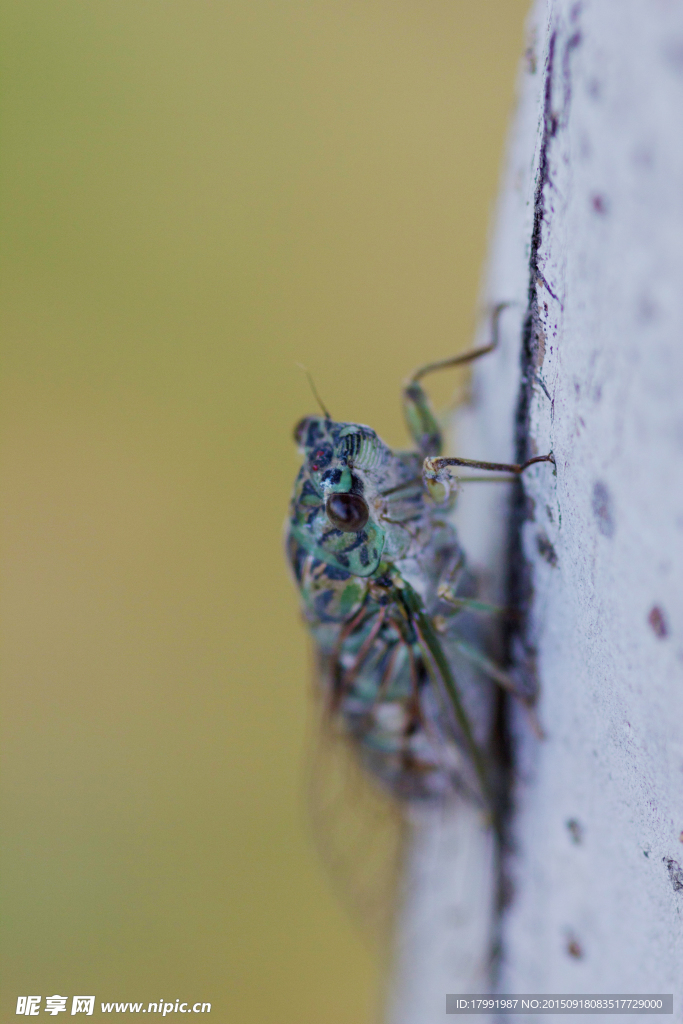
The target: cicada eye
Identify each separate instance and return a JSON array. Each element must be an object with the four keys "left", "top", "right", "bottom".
[
  {"left": 325, "top": 493, "right": 369, "bottom": 533},
  {"left": 293, "top": 417, "right": 309, "bottom": 446}
]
